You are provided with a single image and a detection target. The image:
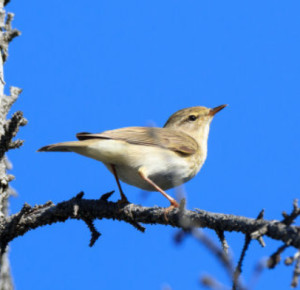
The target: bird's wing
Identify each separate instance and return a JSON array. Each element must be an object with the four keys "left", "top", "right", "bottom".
[{"left": 76, "top": 127, "right": 198, "bottom": 155}]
